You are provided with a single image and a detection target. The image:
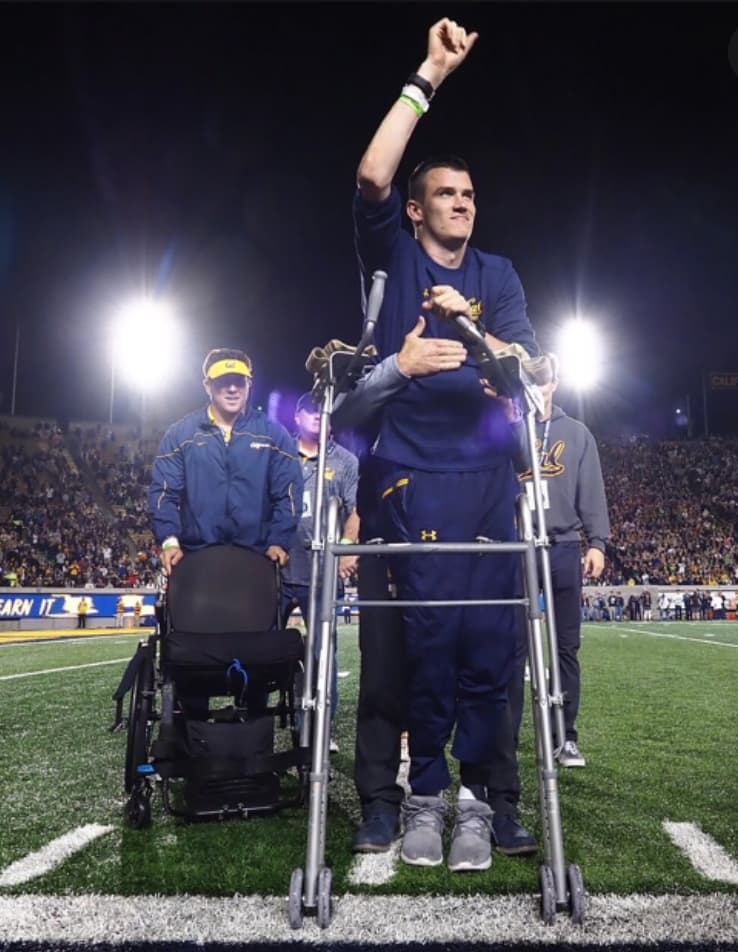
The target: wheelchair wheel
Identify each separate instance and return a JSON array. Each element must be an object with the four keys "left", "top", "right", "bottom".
[
  {"left": 125, "top": 782, "right": 152, "bottom": 829},
  {"left": 124, "top": 643, "right": 155, "bottom": 794}
]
